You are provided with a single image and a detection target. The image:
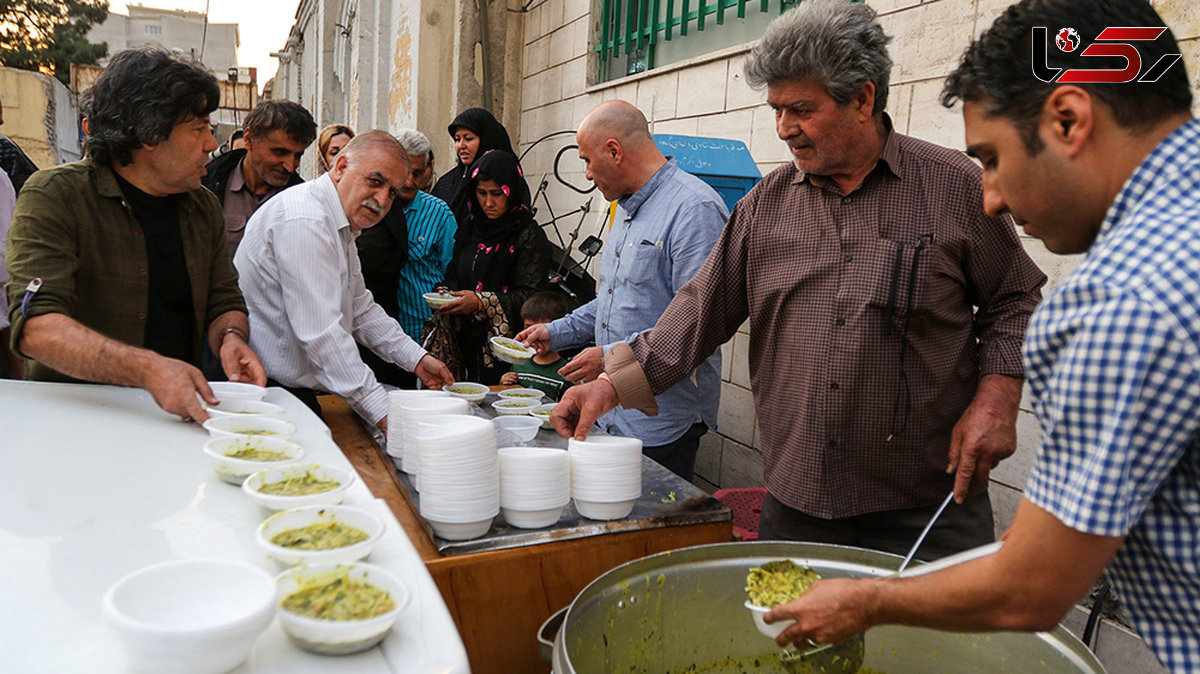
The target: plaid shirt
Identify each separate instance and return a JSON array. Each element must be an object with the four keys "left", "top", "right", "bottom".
[
  {"left": 607, "top": 126, "right": 1045, "bottom": 517},
  {"left": 1024, "top": 119, "right": 1200, "bottom": 673}
]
